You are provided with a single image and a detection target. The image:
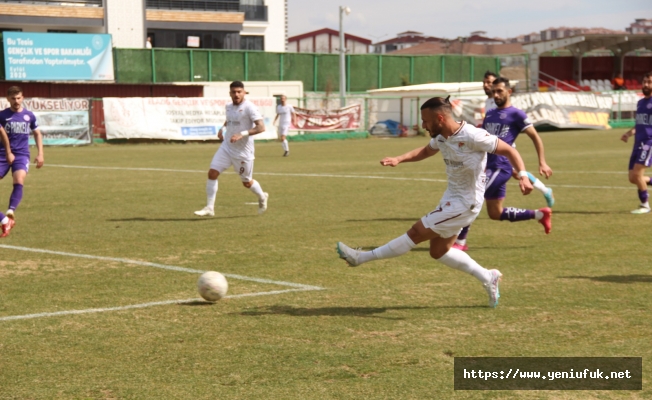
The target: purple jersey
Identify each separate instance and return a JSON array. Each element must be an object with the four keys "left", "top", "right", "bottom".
[
  {"left": 635, "top": 97, "right": 652, "bottom": 142},
  {"left": 0, "top": 107, "right": 38, "bottom": 156},
  {"left": 482, "top": 106, "right": 532, "bottom": 171}
]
